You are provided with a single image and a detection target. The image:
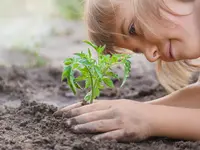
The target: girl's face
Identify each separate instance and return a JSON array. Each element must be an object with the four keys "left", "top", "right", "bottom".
[{"left": 115, "top": 0, "right": 200, "bottom": 62}]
